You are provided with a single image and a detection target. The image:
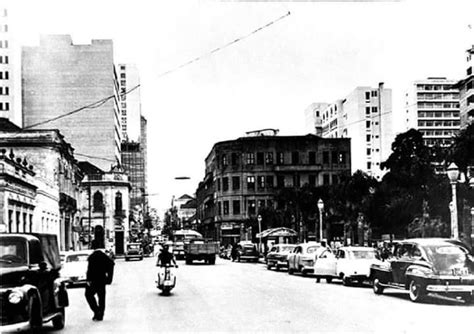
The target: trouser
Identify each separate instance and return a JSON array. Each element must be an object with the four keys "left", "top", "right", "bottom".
[{"left": 85, "top": 282, "right": 106, "bottom": 317}]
